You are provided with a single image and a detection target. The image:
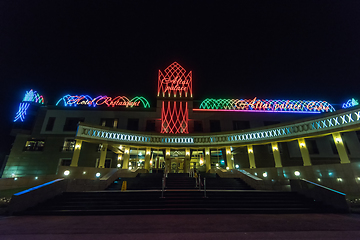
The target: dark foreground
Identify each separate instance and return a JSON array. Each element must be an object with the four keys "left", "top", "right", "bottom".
[{"left": 1, "top": 213, "right": 360, "bottom": 240}]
